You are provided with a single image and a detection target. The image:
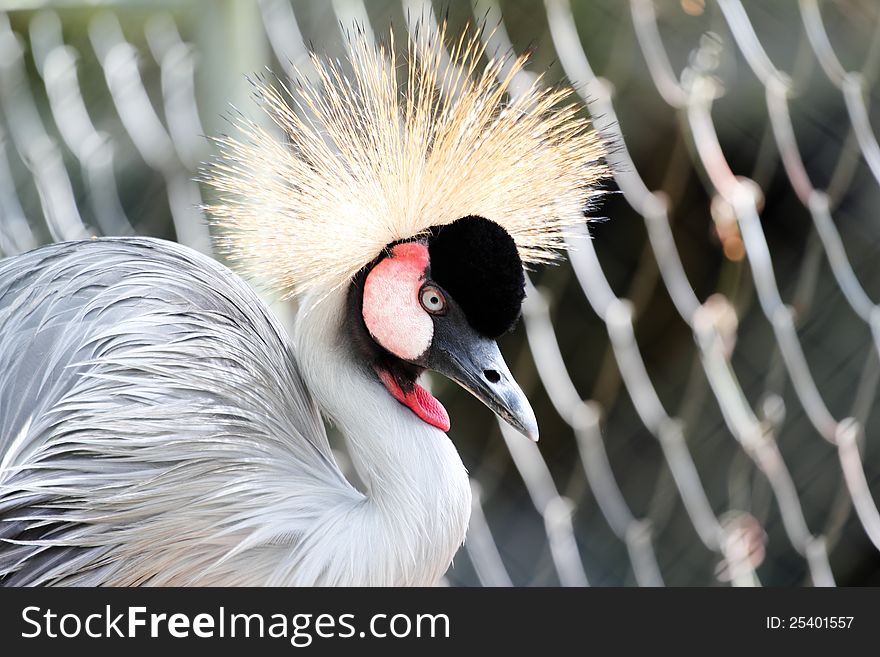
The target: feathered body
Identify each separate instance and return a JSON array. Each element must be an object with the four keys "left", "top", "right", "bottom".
[
  {"left": 0, "top": 239, "right": 468, "bottom": 585},
  {"left": 0, "top": 23, "right": 605, "bottom": 585}
]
